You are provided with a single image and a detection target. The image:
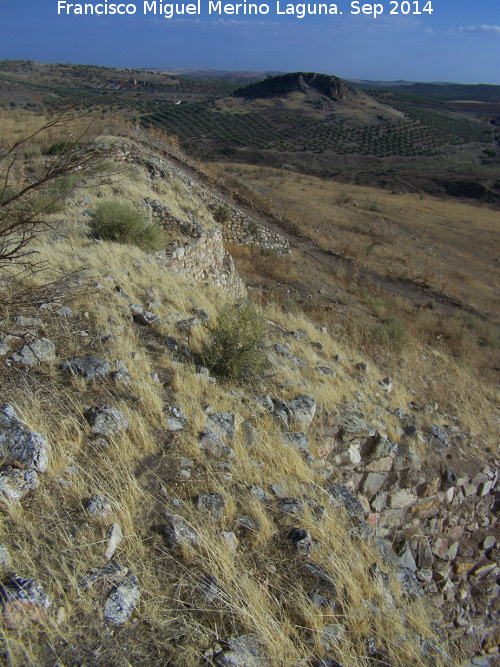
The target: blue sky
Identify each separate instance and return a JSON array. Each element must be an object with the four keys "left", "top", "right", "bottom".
[{"left": 0, "top": 0, "right": 499, "bottom": 82}]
